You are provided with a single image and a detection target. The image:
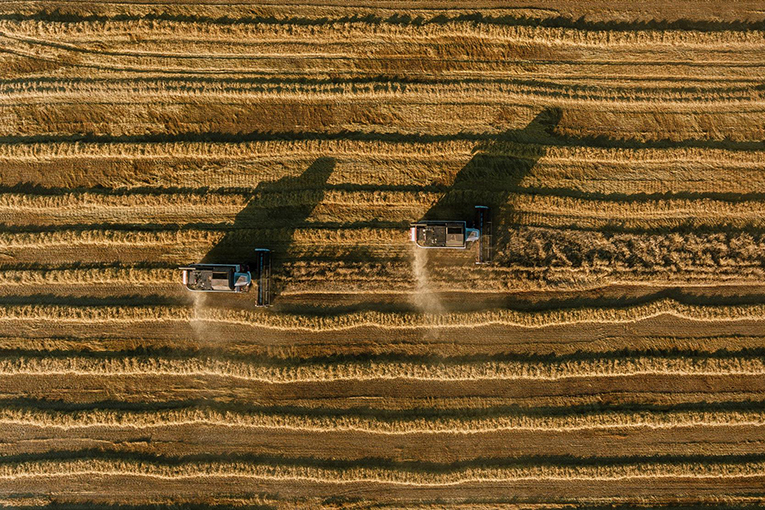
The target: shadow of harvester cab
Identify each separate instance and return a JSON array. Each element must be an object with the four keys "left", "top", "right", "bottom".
[
  {"left": 409, "top": 108, "right": 562, "bottom": 264},
  {"left": 179, "top": 157, "right": 336, "bottom": 307}
]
